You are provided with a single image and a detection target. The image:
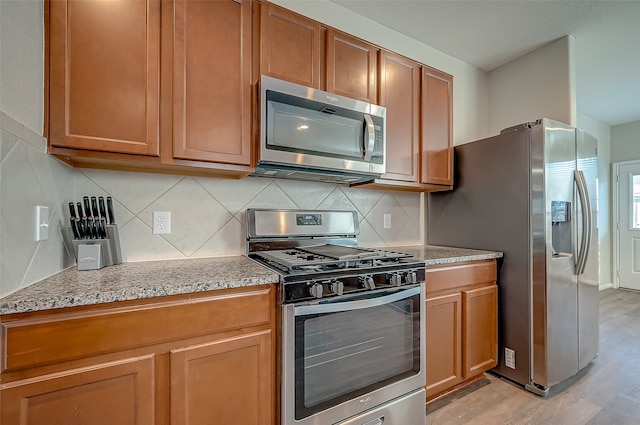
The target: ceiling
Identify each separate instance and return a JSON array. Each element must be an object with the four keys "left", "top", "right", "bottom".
[{"left": 331, "top": 0, "right": 640, "bottom": 127}]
